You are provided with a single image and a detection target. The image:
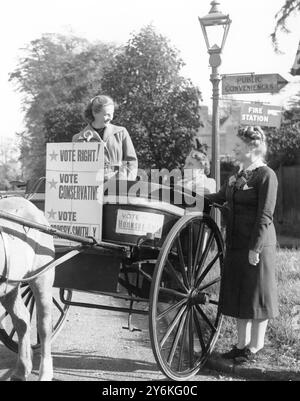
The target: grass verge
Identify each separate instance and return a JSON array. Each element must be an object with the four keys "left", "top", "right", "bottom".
[{"left": 213, "top": 248, "right": 300, "bottom": 372}]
